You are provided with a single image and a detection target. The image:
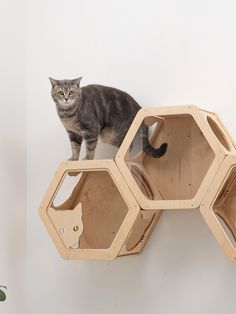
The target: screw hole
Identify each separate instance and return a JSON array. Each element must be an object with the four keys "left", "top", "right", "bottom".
[{"left": 59, "top": 228, "right": 64, "bottom": 234}]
